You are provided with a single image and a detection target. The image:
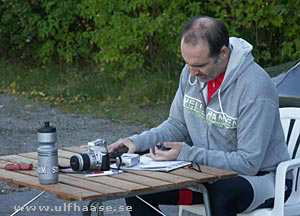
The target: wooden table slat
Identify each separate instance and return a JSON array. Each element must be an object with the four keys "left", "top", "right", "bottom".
[
  {"left": 111, "top": 172, "right": 173, "bottom": 188},
  {"left": 61, "top": 146, "right": 88, "bottom": 154},
  {"left": 79, "top": 175, "right": 148, "bottom": 192},
  {"left": 18, "top": 169, "right": 127, "bottom": 196},
  {"left": 0, "top": 159, "right": 9, "bottom": 168},
  {"left": 18, "top": 152, "right": 71, "bottom": 167},
  {"left": 58, "top": 174, "right": 128, "bottom": 197},
  {"left": 170, "top": 168, "right": 217, "bottom": 182},
  {"left": 0, "top": 155, "right": 38, "bottom": 166},
  {"left": 0, "top": 168, "right": 101, "bottom": 200},
  {"left": 58, "top": 149, "right": 78, "bottom": 159},
  {"left": 125, "top": 170, "right": 196, "bottom": 184},
  {"left": 186, "top": 164, "right": 237, "bottom": 179}
]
